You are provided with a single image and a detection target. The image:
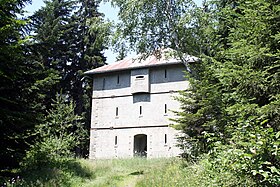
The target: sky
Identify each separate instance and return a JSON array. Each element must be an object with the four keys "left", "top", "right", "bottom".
[{"left": 25, "top": 0, "right": 202, "bottom": 64}]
